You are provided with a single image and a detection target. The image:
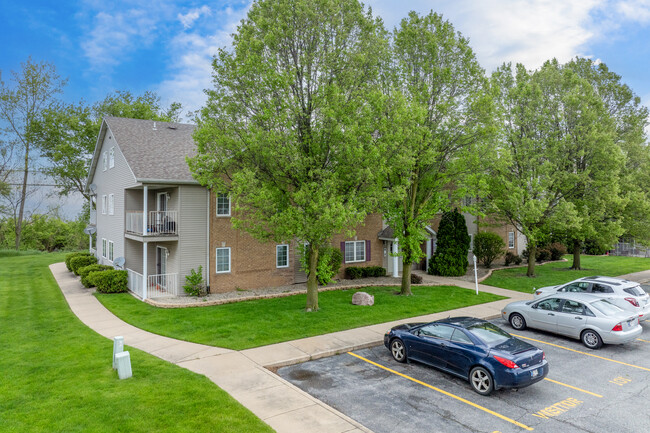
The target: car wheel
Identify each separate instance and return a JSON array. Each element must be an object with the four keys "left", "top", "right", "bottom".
[
  {"left": 581, "top": 329, "right": 603, "bottom": 350},
  {"left": 390, "top": 339, "right": 407, "bottom": 363},
  {"left": 469, "top": 366, "right": 494, "bottom": 396},
  {"left": 509, "top": 313, "right": 527, "bottom": 330}
]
